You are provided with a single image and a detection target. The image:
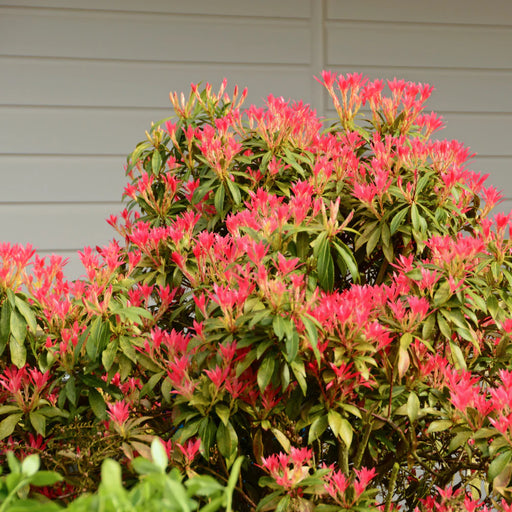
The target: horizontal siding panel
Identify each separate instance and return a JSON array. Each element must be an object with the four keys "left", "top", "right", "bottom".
[
  {"left": 327, "top": 0, "right": 512, "bottom": 25},
  {"left": 1, "top": 58, "right": 312, "bottom": 107},
  {"left": 325, "top": 110, "right": 512, "bottom": 157},
  {"left": 4, "top": 108, "right": 511, "bottom": 160},
  {"left": 326, "top": 22, "right": 512, "bottom": 69},
  {"left": 473, "top": 157, "right": 512, "bottom": 197},
  {"left": 0, "top": 9, "right": 310, "bottom": 64},
  {"left": 439, "top": 114, "right": 512, "bottom": 157},
  {"left": 0, "top": 107, "right": 168, "bottom": 155},
  {"left": 0, "top": 203, "right": 121, "bottom": 250},
  {"left": 0, "top": 156, "right": 127, "bottom": 202},
  {"left": 0, "top": 1, "right": 311, "bottom": 18},
  {"left": 322, "top": 67, "right": 512, "bottom": 113}
]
